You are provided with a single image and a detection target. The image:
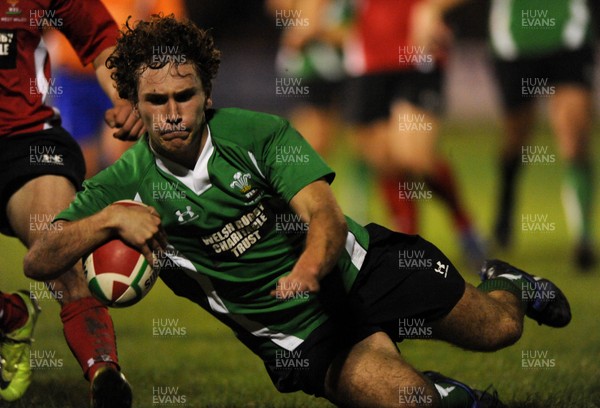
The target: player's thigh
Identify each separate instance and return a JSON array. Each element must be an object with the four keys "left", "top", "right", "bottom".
[
  {"left": 324, "top": 331, "right": 439, "bottom": 408},
  {"left": 6, "top": 175, "right": 77, "bottom": 246},
  {"left": 389, "top": 101, "right": 440, "bottom": 174},
  {"left": 7, "top": 175, "right": 90, "bottom": 302},
  {"left": 430, "top": 284, "right": 523, "bottom": 352},
  {"left": 352, "top": 121, "right": 391, "bottom": 173},
  {"left": 548, "top": 85, "right": 593, "bottom": 160}
]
